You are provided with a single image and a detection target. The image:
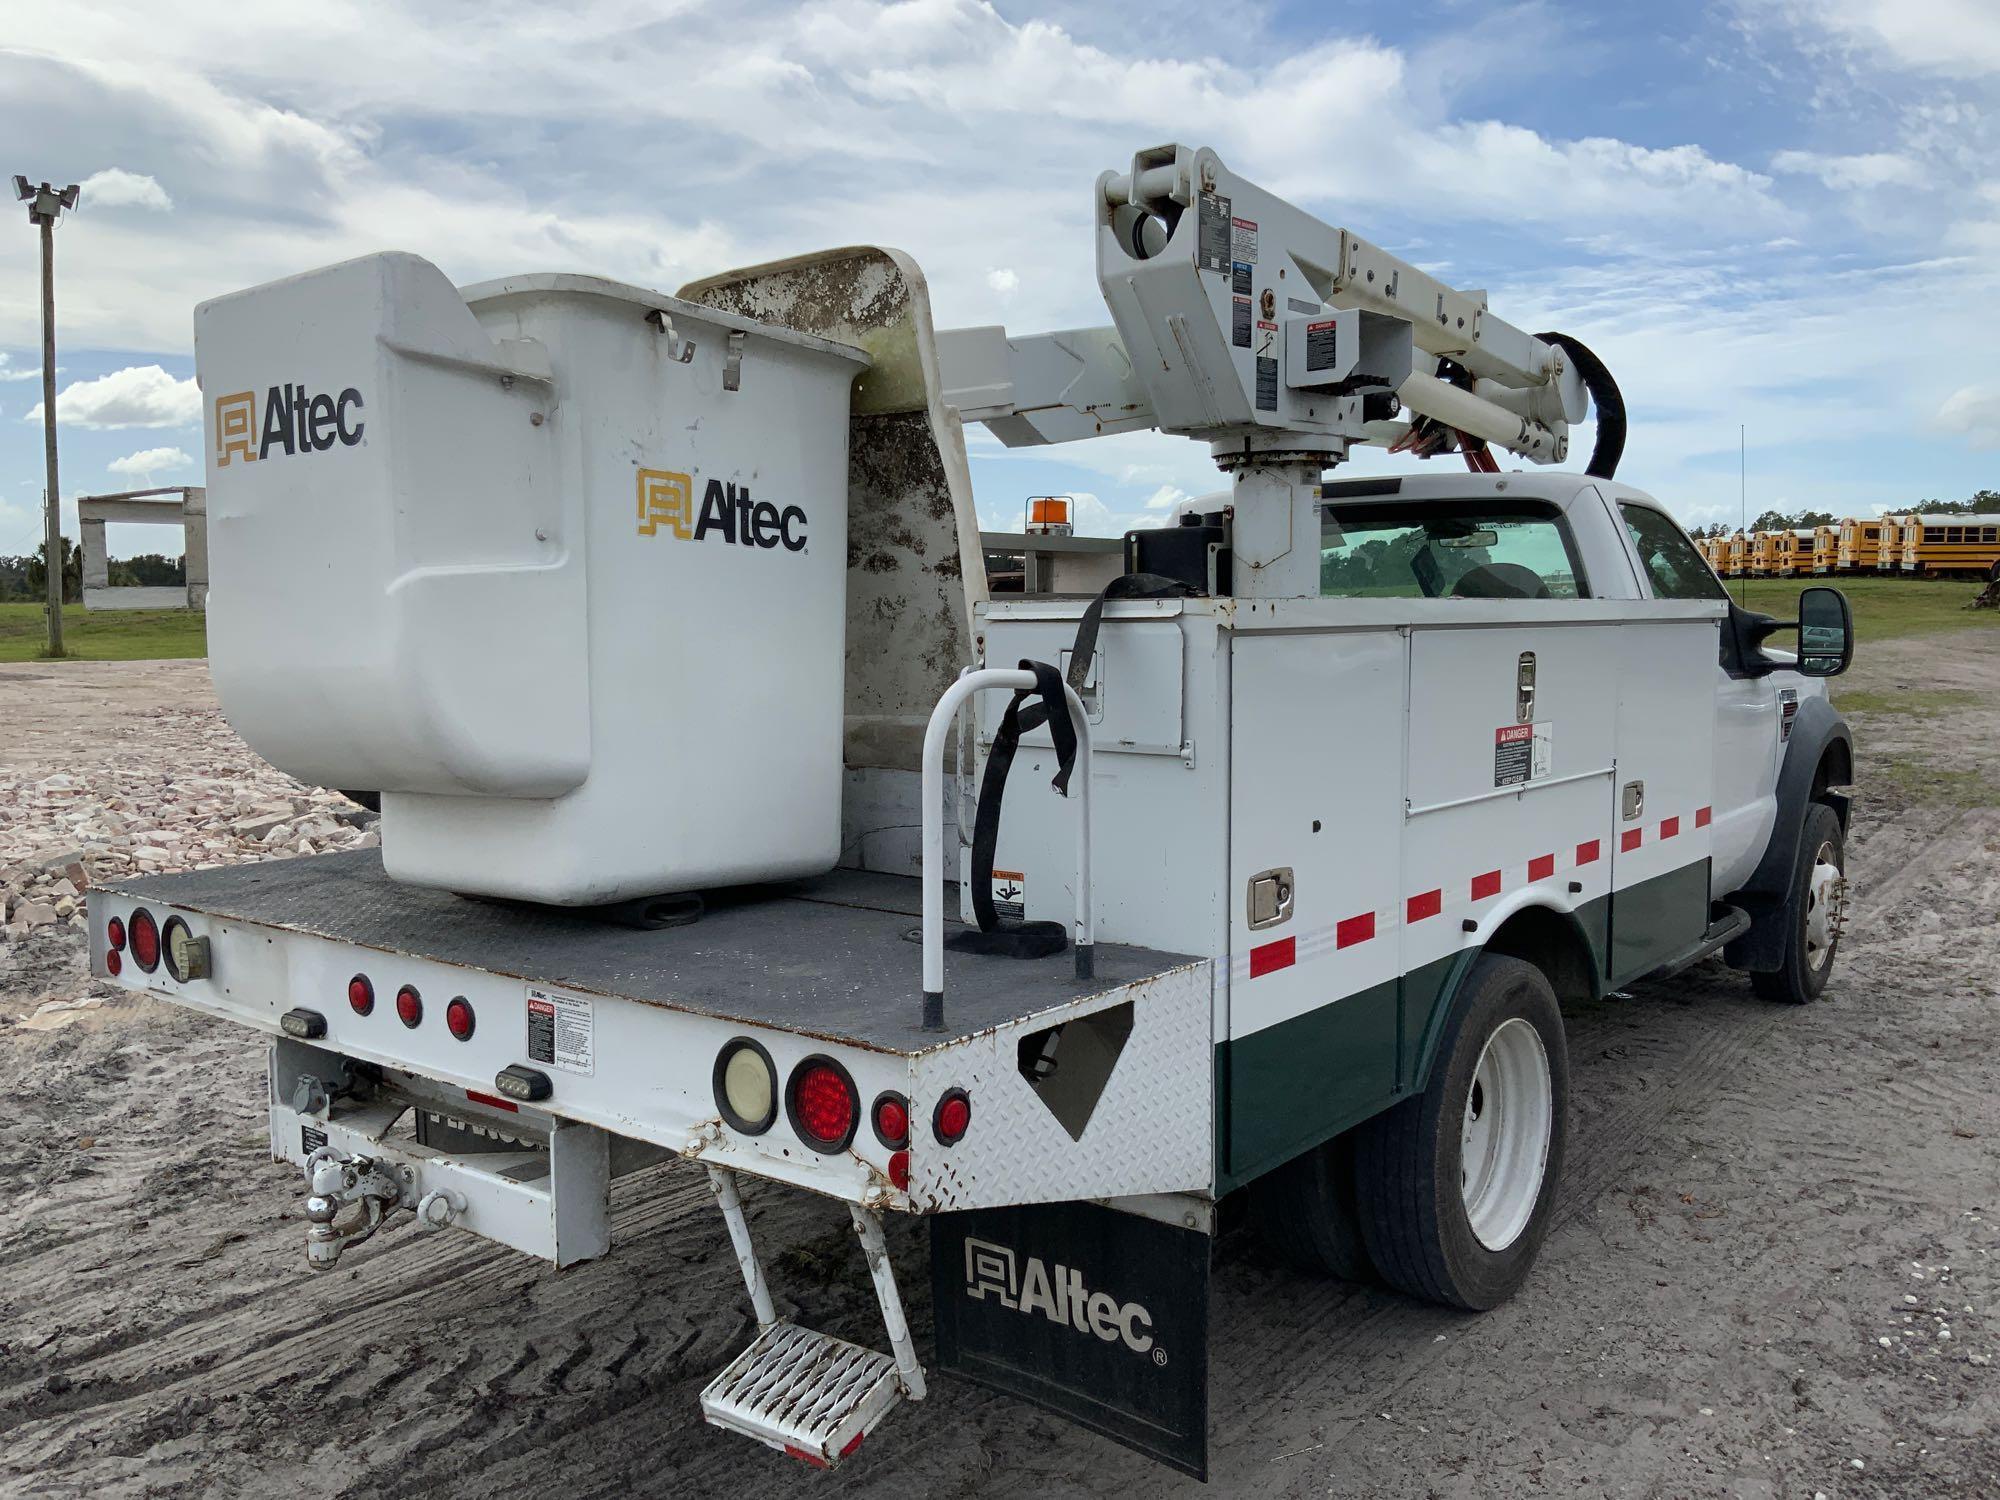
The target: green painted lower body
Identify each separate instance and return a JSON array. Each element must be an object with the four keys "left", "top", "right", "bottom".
[{"left": 1215, "top": 859, "right": 1710, "bottom": 1191}]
